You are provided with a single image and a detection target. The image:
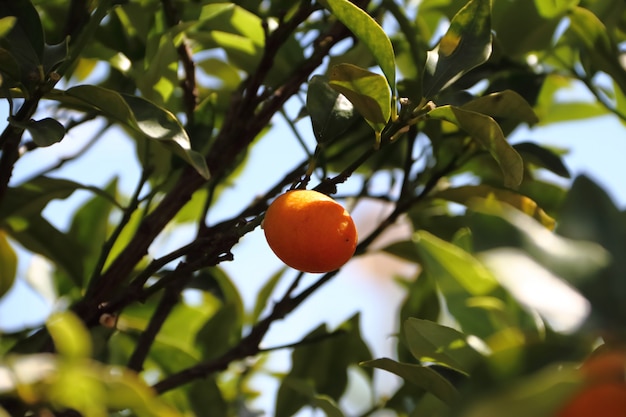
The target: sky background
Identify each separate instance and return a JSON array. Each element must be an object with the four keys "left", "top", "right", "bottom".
[{"left": 0, "top": 76, "right": 625, "bottom": 413}]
